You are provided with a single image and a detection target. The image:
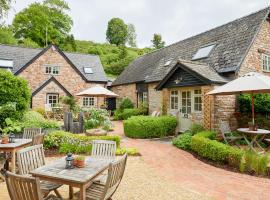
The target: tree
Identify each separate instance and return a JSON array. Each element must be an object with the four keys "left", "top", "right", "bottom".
[
  {"left": 0, "top": 26, "right": 17, "bottom": 44},
  {"left": 151, "top": 33, "right": 165, "bottom": 49},
  {"left": 0, "top": 70, "right": 31, "bottom": 126},
  {"left": 12, "top": 0, "right": 73, "bottom": 47},
  {"left": 127, "top": 23, "right": 137, "bottom": 47},
  {"left": 106, "top": 18, "right": 128, "bottom": 46},
  {"left": 19, "top": 38, "right": 39, "bottom": 48},
  {"left": 0, "top": 0, "right": 12, "bottom": 18}
]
